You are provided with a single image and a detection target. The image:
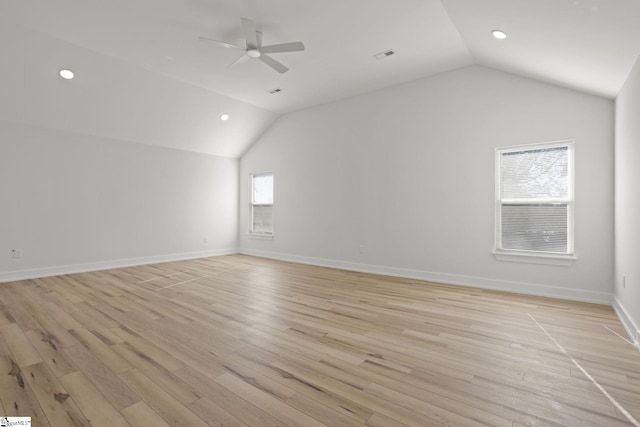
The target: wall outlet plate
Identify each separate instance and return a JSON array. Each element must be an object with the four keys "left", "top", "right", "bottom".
[{"left": 11, "top": 249, "right": 23, "bottom": 259}]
